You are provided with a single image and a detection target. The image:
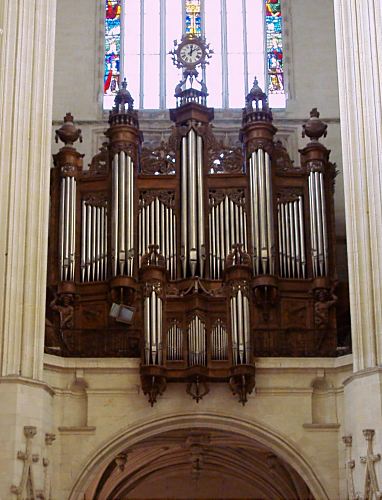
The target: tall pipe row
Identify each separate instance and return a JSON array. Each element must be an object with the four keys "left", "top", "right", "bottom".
[
  {"left": 230, "top": 287, "right": 251, "bottom": 365},
  {"left": 80, "top": 202, "right": 108, "bottom": 282},
  {"left": 277, "top": 196, "right": 306, "bottom": 279},
  {"left": 180, "top": 129, "right": 205, "bottom": 278},
  {"left": 167, "top": 322, "right": 183, "bottom": 361},
  {"left": 211, "top": 320, "right": 228, "bottom": 360},
  {"left": 209, "top": 194, "right": 248, "bottom": 279},
  {"left": 188, "top": 315, "right": 206, "bottom": 366},
  {"left": 111, "top": 151, "right": 134, "bottom": 277},
  {"left": 59, "top": 176, "right": 76, "bottom": 281},
  {"left": 248, "top": 149, "right": 274, "bottom": 275},
  {"left": 308, "top": 170, "right": 328, "bottom": 277},
  {"left": 143, "top": 284, "right": 163, "bottom": 365},
  {"left": 138, "top": 196, "right": 177, "bottom": 279}
]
